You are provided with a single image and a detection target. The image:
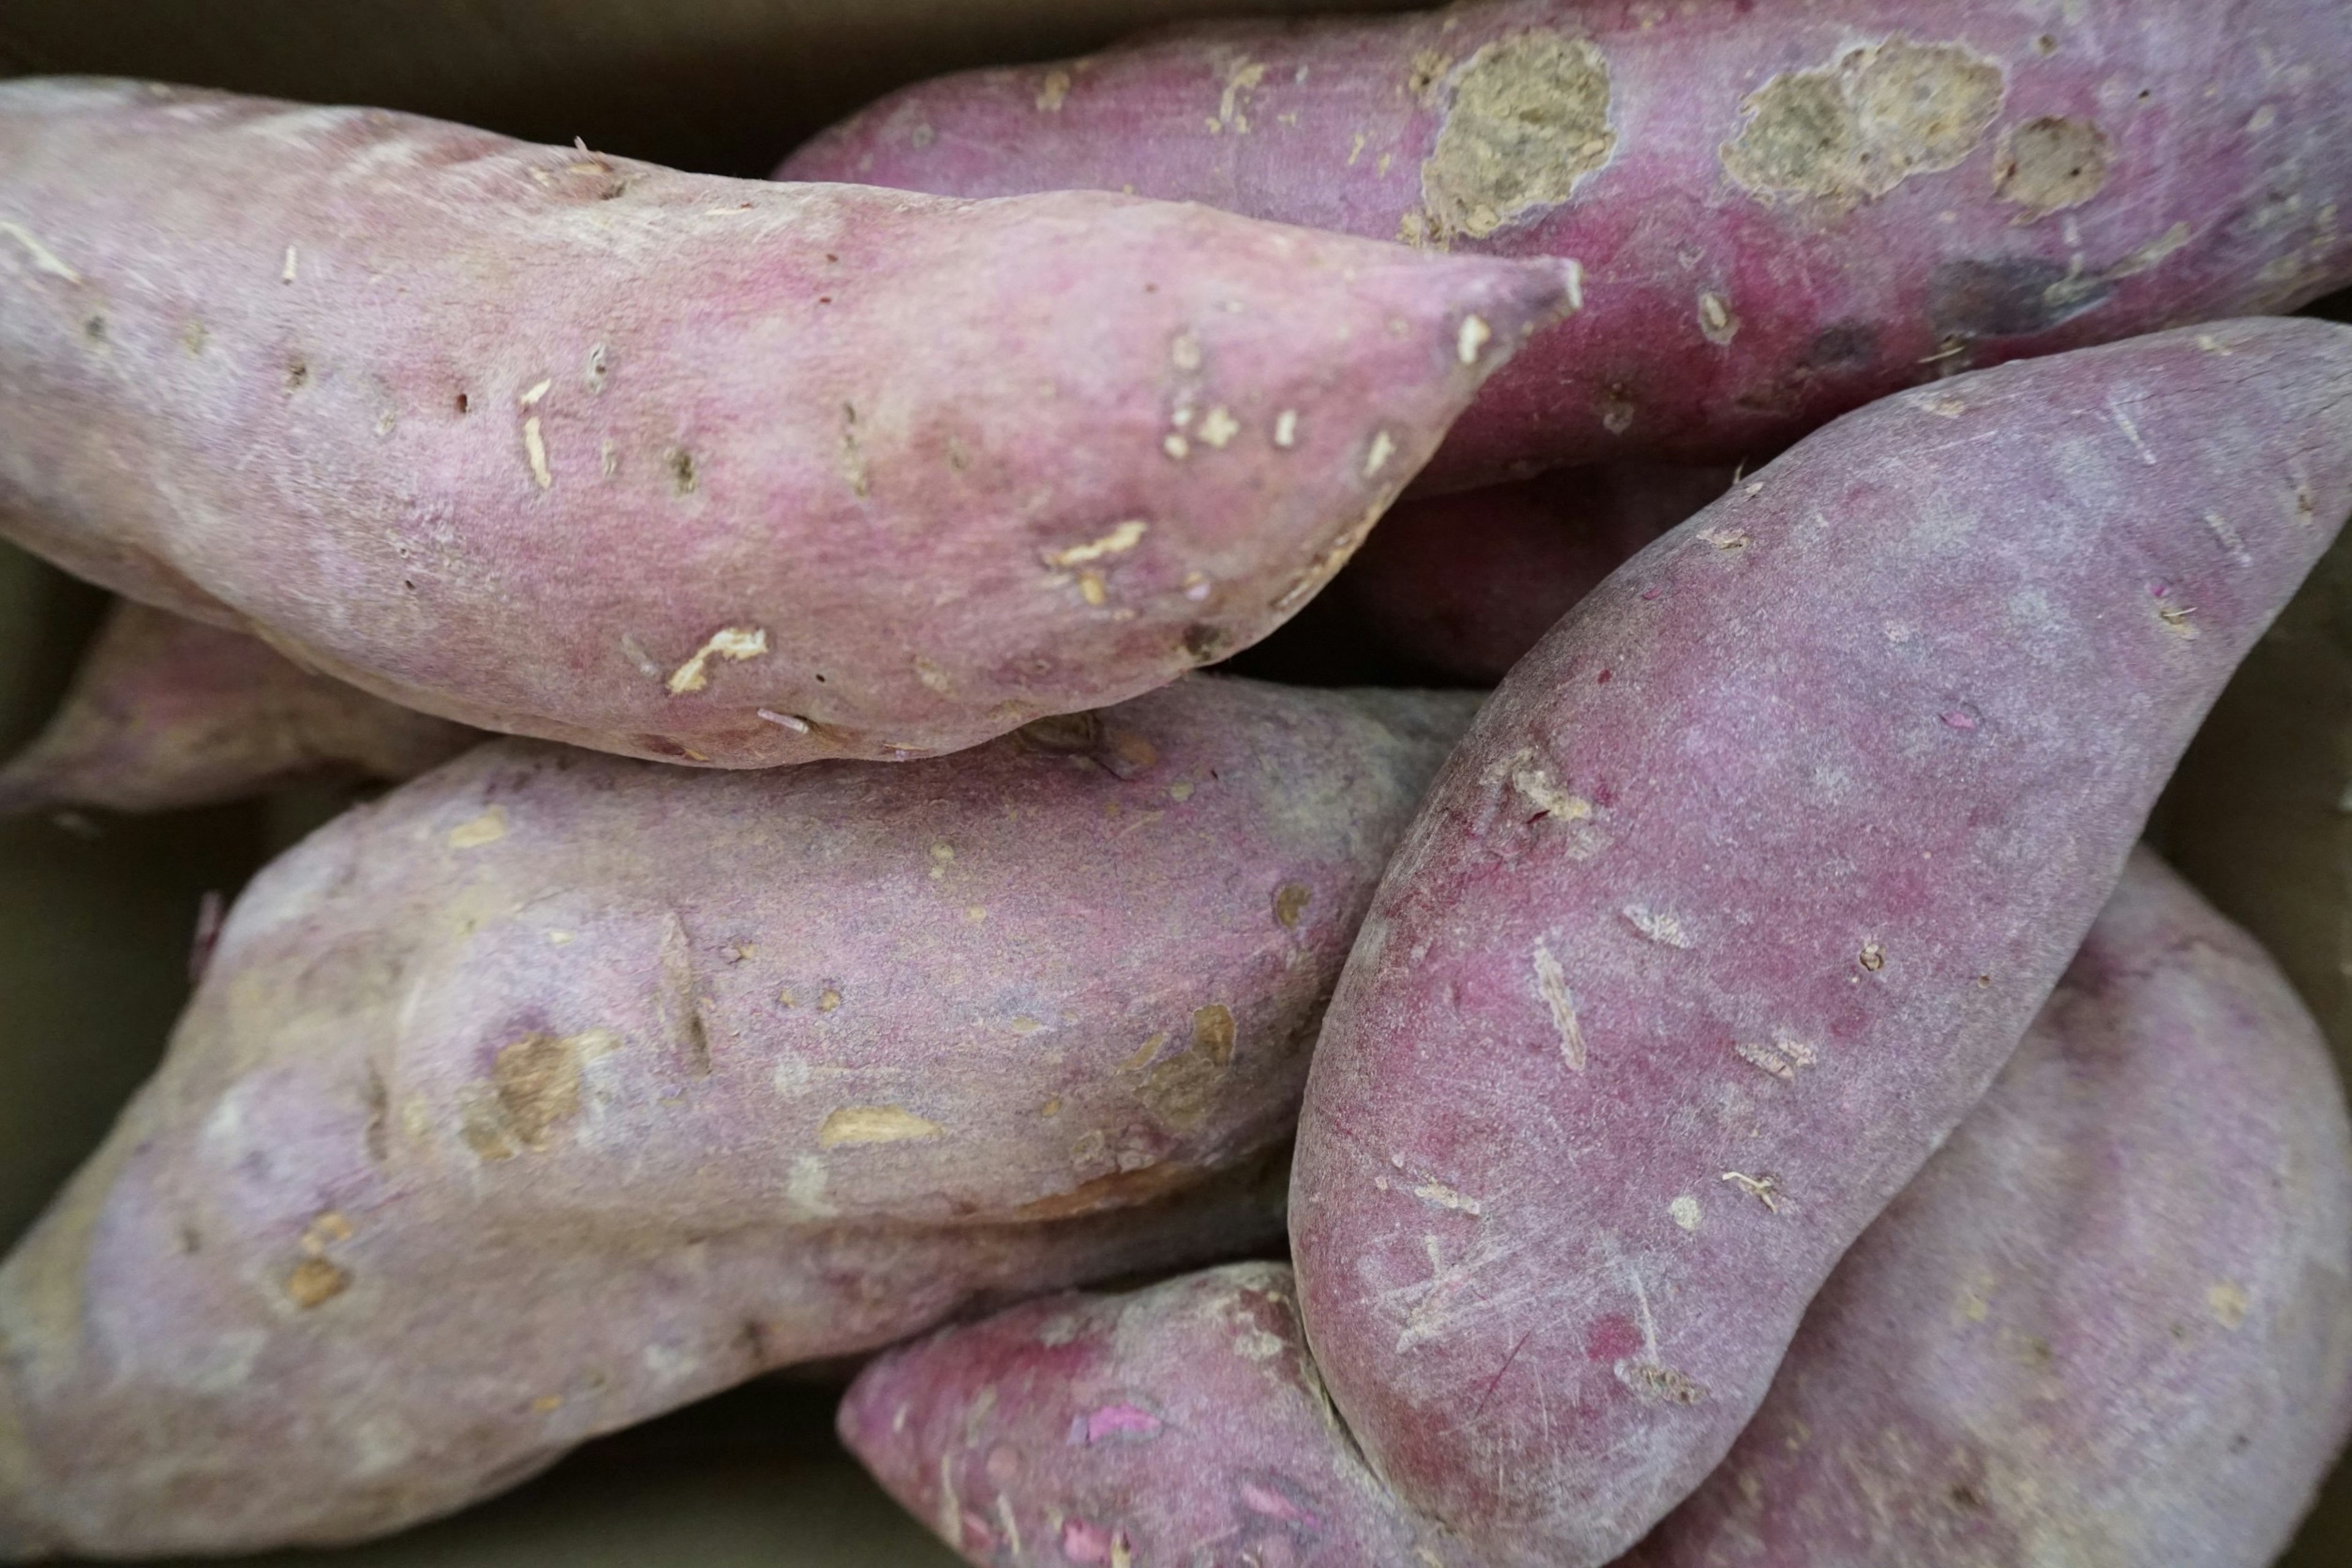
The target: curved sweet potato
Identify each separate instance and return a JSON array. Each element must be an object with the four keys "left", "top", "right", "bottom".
[
  {"left": 0, "top": 600, "right": 477, "bottom": 815},
  {"left": 1286, "top": 317, "right": 2352, "bottom": 1566},
  {"left": 841, "top": 851, "right": 2352, "bottom": 1568},
  {"left": 0, "top": 78, "right": 1564, "bottom": 767},
  {"left": 783, "top": 0, "right": 2352, "bottom": 488},
  {"left": 0, "top": 675, "right": 1472, "bottom": 1556}
]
